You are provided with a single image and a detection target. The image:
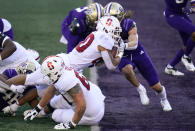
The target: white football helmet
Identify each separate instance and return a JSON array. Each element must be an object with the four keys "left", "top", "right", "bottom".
[
  {"left": 27, "top": 49, "right": 40, "bottom": 62},
  {"left": 96, "top": 15, "right": 122, "bottom": 43},
  {"left": 16, "top": 61, "right": 36, "bottom": 74},
  {"left": 41, "top": 56, "right": 65, "bottom": 83}
]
